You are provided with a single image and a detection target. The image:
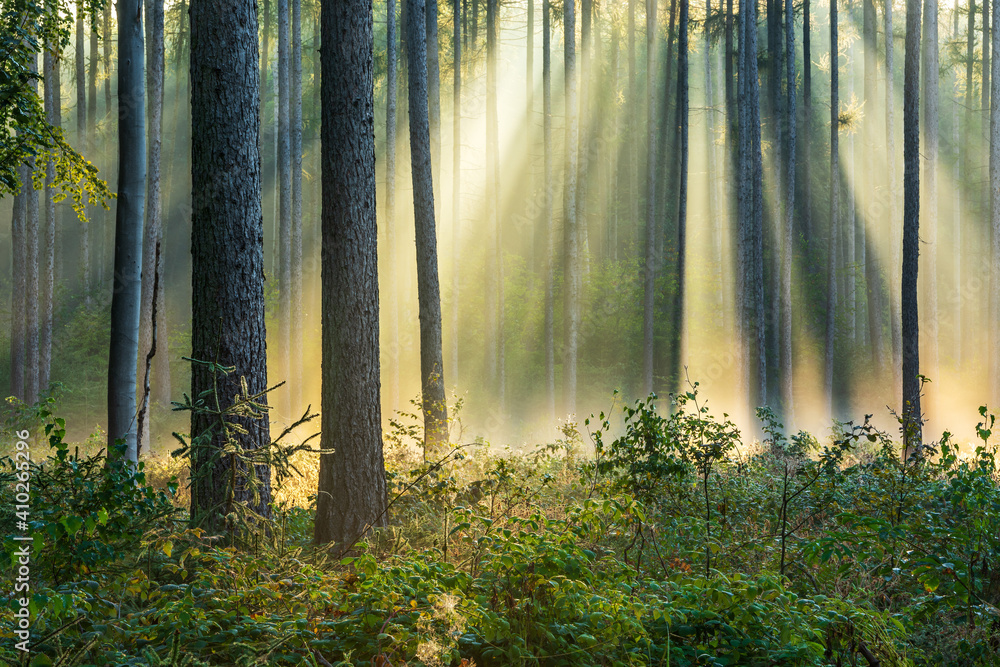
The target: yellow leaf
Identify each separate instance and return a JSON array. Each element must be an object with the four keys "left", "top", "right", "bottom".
[{"left": 162, "top": 541, "right": 173, "bottom": 558}]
